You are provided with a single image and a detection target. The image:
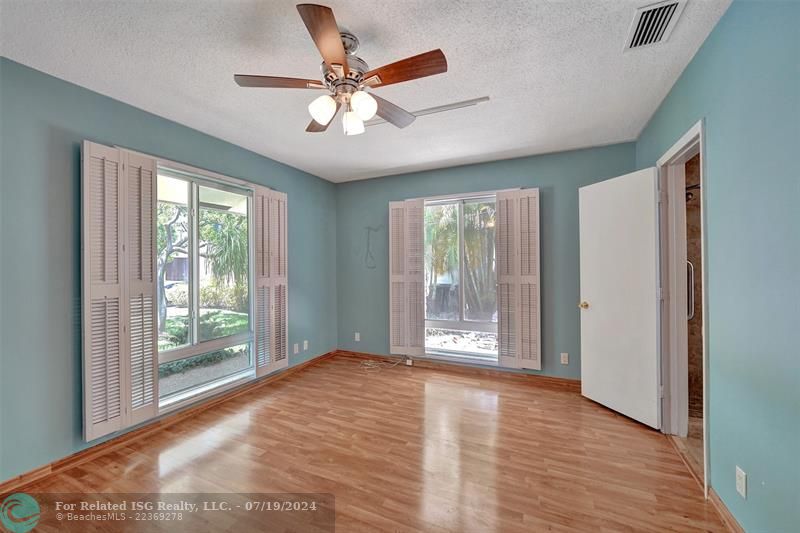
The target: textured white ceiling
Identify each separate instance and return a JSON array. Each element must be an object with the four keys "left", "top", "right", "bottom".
[{"left": 0, "top": 0, "right": 729, "bottom": 182}]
